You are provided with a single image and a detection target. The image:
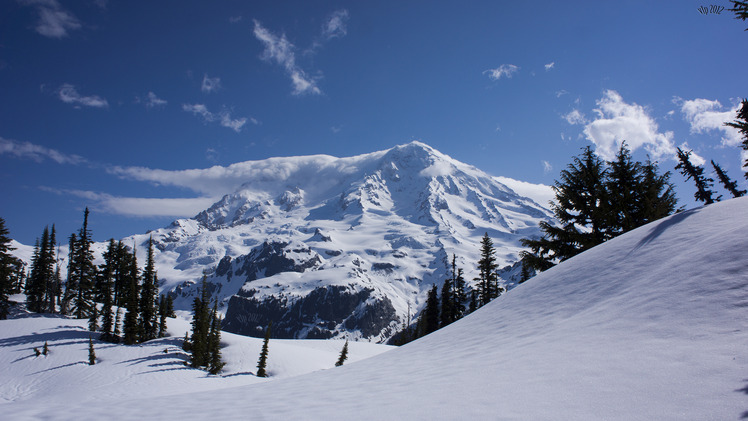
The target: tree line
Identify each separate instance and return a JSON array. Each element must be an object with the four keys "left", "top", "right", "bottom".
[{"left": 0, "top": 208, "right": 174, "bottom": 345}]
